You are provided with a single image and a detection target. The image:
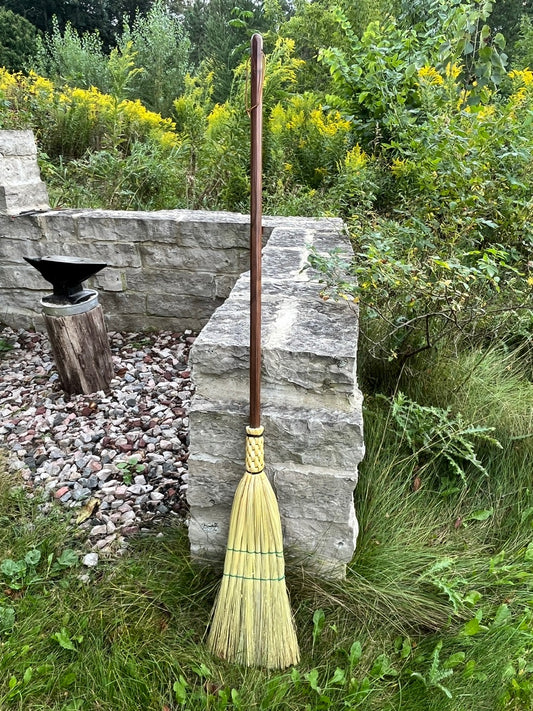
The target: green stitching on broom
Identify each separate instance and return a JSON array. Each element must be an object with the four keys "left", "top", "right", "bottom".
[
  {"left": 223, "top": 573, "right": 286, "bottom": 582},
  {"left": 226, "top": 547, "right": 284, "bottom": 556}
]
